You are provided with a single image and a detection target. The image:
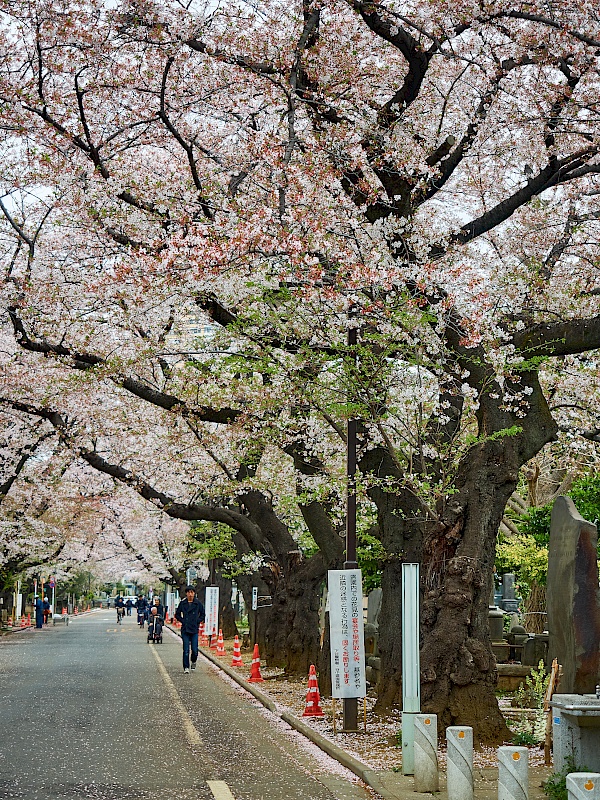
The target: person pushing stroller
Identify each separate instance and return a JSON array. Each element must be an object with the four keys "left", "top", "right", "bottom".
[{"left": 147, "top": 606, "right": 163, "bottom": 644}]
